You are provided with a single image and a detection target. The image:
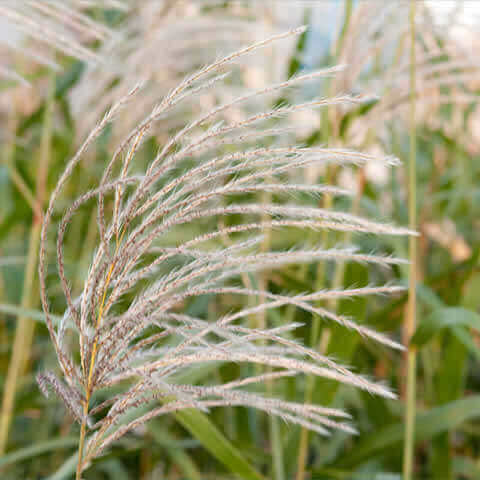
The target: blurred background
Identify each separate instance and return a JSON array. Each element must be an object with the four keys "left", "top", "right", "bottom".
[{"left": 1, "top": 1, "right": 480, "bottom": 479}]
